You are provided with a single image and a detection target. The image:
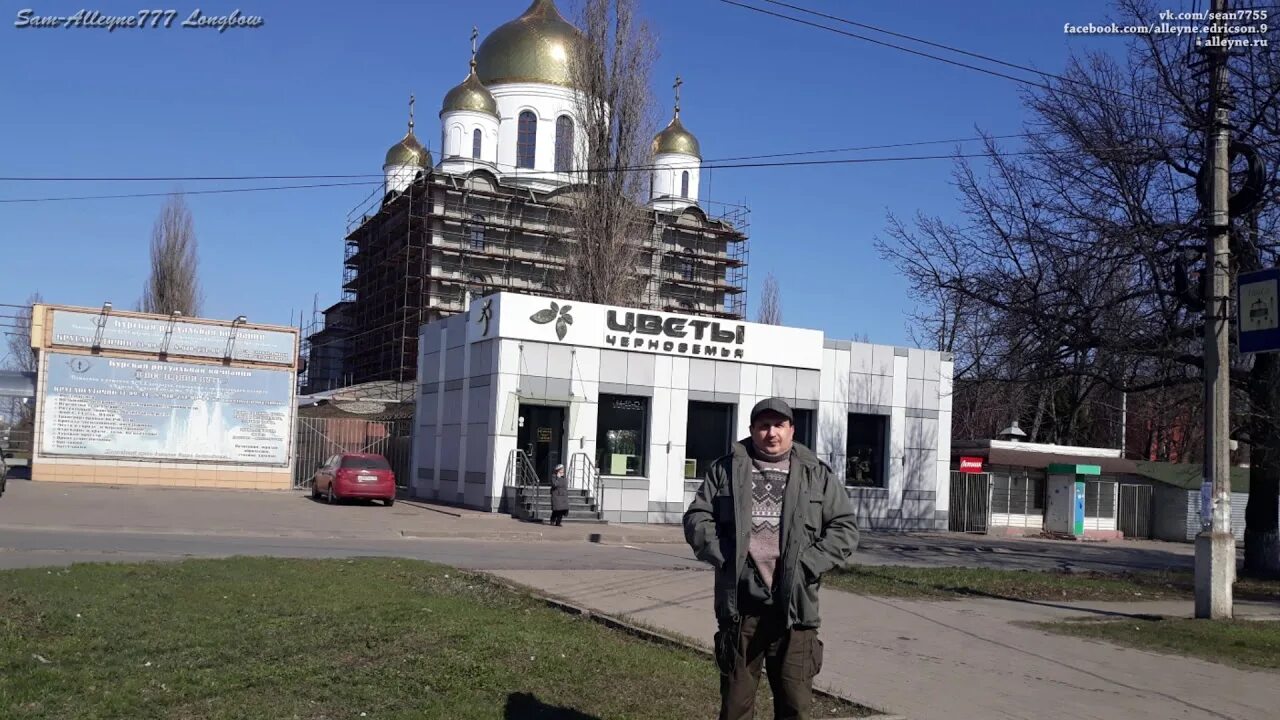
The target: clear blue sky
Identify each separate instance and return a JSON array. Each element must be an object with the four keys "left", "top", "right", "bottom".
[{"left": 2, "top": 0, "right": 1146, "bottom": 346}]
